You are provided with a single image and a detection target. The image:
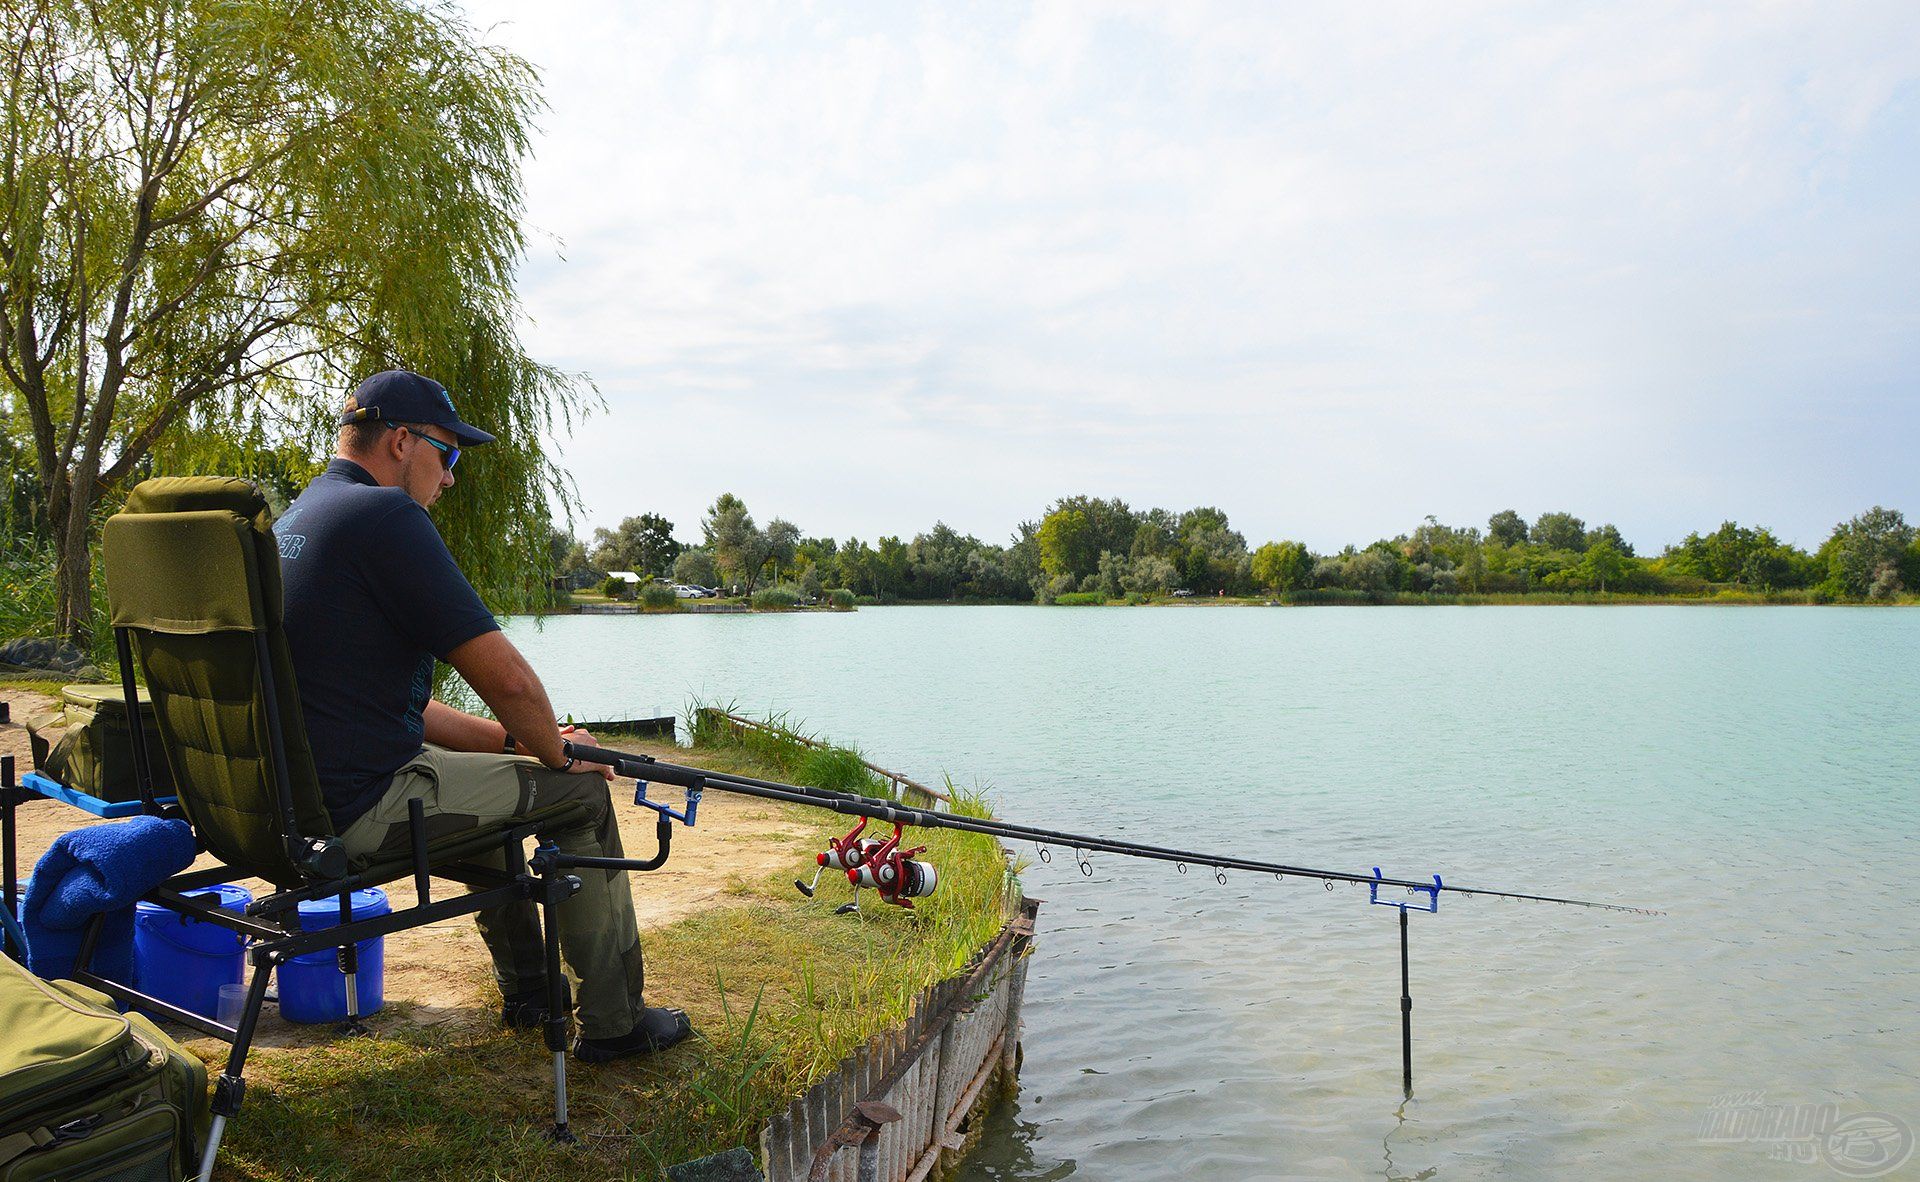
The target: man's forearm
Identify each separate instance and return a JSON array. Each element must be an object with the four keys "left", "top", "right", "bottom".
[
  {"left": 488, "top": 686, "right": 570, "bottom": 768},
  {"left": 443, "top": 631, "right": 572, "bottom": 769},
  {"left": 422, "top": 699, "right": 510, "bottom": 753}
]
